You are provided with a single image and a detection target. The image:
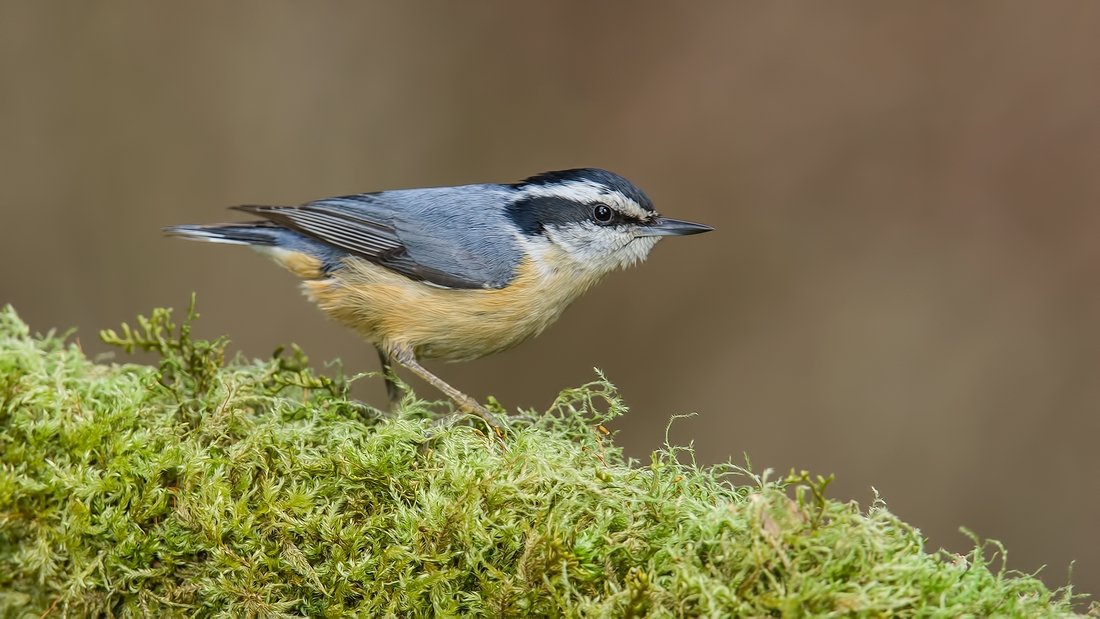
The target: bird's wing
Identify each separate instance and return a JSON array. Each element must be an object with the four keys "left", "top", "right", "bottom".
[{"left": 232, "top": 189, "right": 519, "bottom": 289}]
